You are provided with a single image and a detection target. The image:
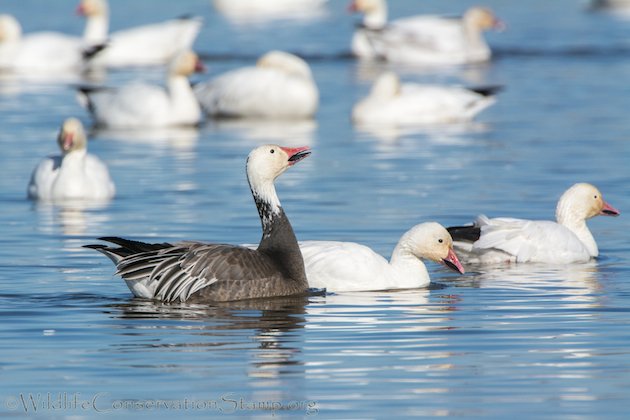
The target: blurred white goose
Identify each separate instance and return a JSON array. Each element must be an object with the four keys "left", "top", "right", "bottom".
[
  {"left": 447, "top": 183, "right": 620, "bottom": 265},
  {"left": 78, "top": 0, "right": 202, "bottom": 68},
  {"left": 78, "top": 50, "right": 204, "bottom": 128},
  {"left": 27, "top": 118, "right": 115, "bottom": 202},
  {"left": 352, "top": 72, "right": 499, "bottom": 126},
  {"left": 213, "top": 0, "right": 329, "bottom": 22},
  {"left": 194, "top": 51, "right": 318, "bottom": 119},
  {"left": 0, "top": 14, "right": 85, "bottom": 73},
  {"left": 350, "top": 0, "right": 503, "bottom": 65},
  {"left": 300, "top": 222, "right": 465, "bottom": 292}
]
